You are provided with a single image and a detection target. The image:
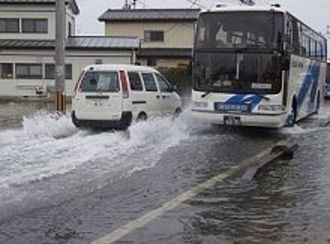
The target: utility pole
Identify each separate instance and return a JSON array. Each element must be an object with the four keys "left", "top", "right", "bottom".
[{"left": 55, "top": 0, "right": 66, "bottom": 113}]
